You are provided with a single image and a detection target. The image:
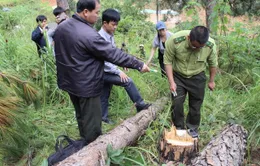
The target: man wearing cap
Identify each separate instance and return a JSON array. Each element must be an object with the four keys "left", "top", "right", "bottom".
[
  {"left": 164, "top": 26, "right": 218, "bottom": 138},
  {"left": 147, "top": 21, "right": 172, "bottom": 77}
]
